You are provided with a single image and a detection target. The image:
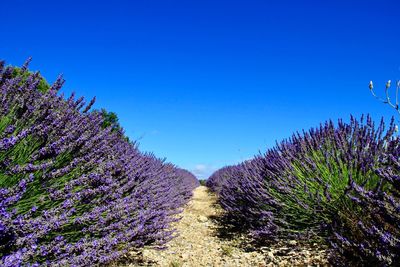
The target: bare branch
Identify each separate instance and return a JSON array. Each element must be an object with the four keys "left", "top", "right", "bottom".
[{"left": 370, "top": 80, "right": 400, "bottom": 119}]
